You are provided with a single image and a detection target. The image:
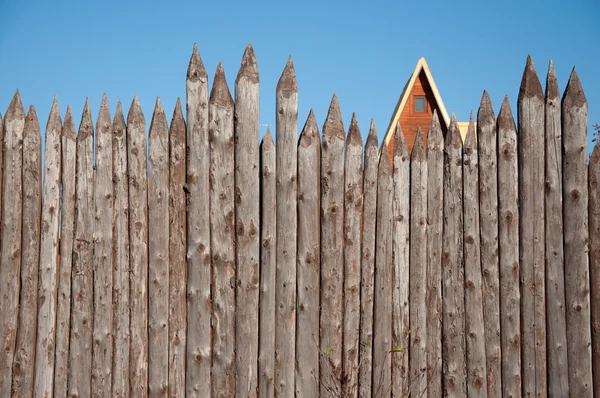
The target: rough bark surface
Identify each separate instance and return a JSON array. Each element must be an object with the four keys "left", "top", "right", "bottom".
[
  {"left": 295, "top": 114, "right": 320, "bottom": 398},
  {"left": 589, "top": 141, "right": 600, "bottom": 396}
]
